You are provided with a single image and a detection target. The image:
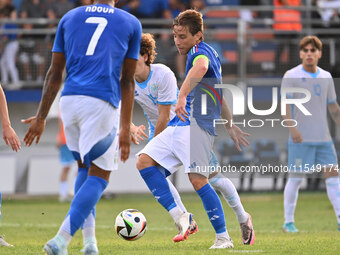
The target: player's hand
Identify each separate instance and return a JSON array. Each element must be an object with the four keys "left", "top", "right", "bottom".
[
  {"left": 290, "top": 127, "right": 303, "bottom": 143},
  {"left": 175, "top": 96, "right": 188, "bottom": 122},
  {"left": 2, "top": 125, "right": 21, "bottom": 152},
  {"left": 131, "top": 125, "right": 148, "bottom": 145},
  {"left": 226, "top": 125, "right": 250, "bottom": 152},
  {"left": 119, "top": 128, "right": 131, "bottom": 162},
  {"left": 21, "top": 116, "right": 46, "bottom": 146}
]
